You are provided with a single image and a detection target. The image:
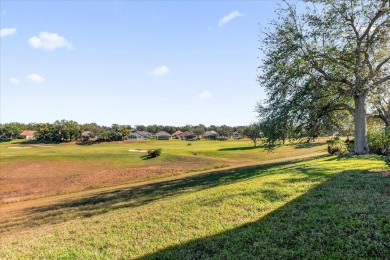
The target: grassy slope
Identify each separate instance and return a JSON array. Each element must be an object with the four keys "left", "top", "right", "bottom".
[
  {"left": 0, "top": 155, "right": 388, "bottom": 259},
  {"left": 0, "top": 139, "right": 327, "bottom": 202}
]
